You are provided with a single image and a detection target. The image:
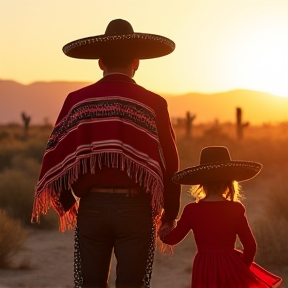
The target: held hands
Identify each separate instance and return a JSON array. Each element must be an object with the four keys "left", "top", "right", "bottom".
[
  {"left": 158, "top": 221, "right": 176, "bottom": 242},
  {"left": 156, "top": 214, "right": 176, "bottom": 253}
]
